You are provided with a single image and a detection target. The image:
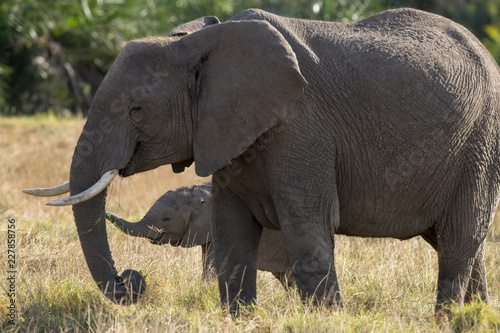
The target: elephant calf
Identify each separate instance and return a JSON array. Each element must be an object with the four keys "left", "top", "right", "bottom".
[{"left": 106, "top": 181, "right": 294, "bottom": 288}]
